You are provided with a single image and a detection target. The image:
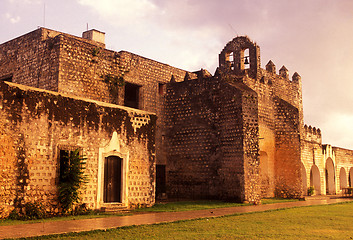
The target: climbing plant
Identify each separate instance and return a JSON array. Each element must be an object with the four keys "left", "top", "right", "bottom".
[
  {"left": 58, "top": 149, "right": 87, "bottom": 214},
  {"left": 101, "top": 66, "right": 128, "bottom": 104}
]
